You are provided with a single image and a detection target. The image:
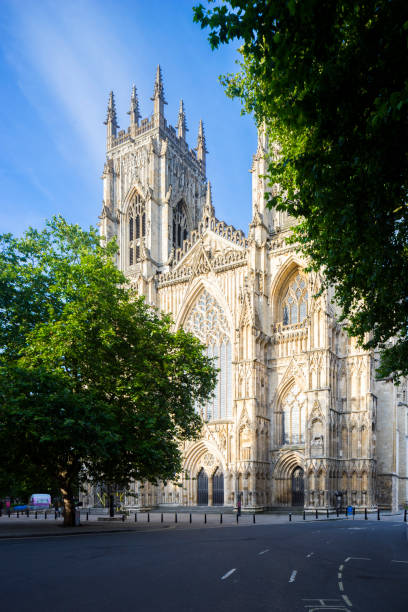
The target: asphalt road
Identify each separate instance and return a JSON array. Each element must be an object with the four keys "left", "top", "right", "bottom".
[{"left": 1, "top": 520, "right": 407, "bottom": 611}]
